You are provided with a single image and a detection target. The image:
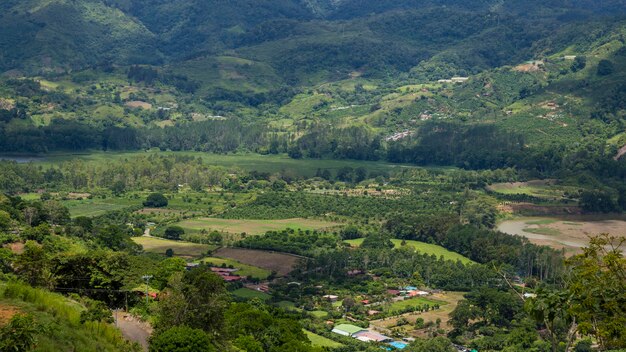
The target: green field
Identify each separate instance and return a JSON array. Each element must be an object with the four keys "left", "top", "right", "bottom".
[
  {"left": 231, "top": 288, "right": 271, "bottom": 301},
  {"left": 176, "top": 217, "right": 339, "bottom": 235},
  {"left": 309, "top": 310, "right": 329, "bottom": 319},
  {"left": 25, "top": 151, "right": 421, "bottom": 178},
  {"left": 386, "top": 297, "right": 444, "bottom": 311},
  {"left": 304, "top": 330, "right": 344, "bottom": 348},
  {"left": 61, "top": 197, "right": 140, "bottom": 217},
  {"left": 132, "top": 237, "right": 214, "bottom": 257},
  {"left": 200, "top": 257, "right": 271, "bottom": 279},
  {"left": 344, "top": 238, "right": 474, "bottom": 264}
]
